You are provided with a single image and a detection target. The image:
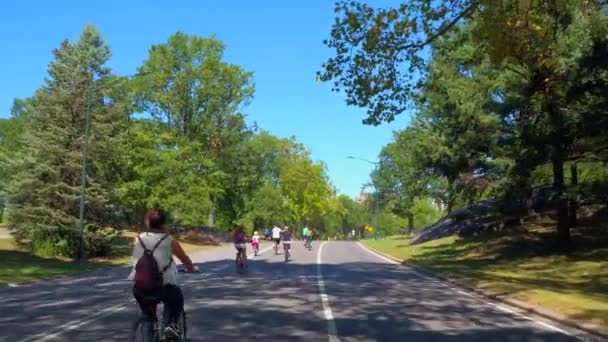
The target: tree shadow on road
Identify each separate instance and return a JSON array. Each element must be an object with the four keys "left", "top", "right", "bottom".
[{"left": 1, "top": 249, "right": 581, "bottom": 342}]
